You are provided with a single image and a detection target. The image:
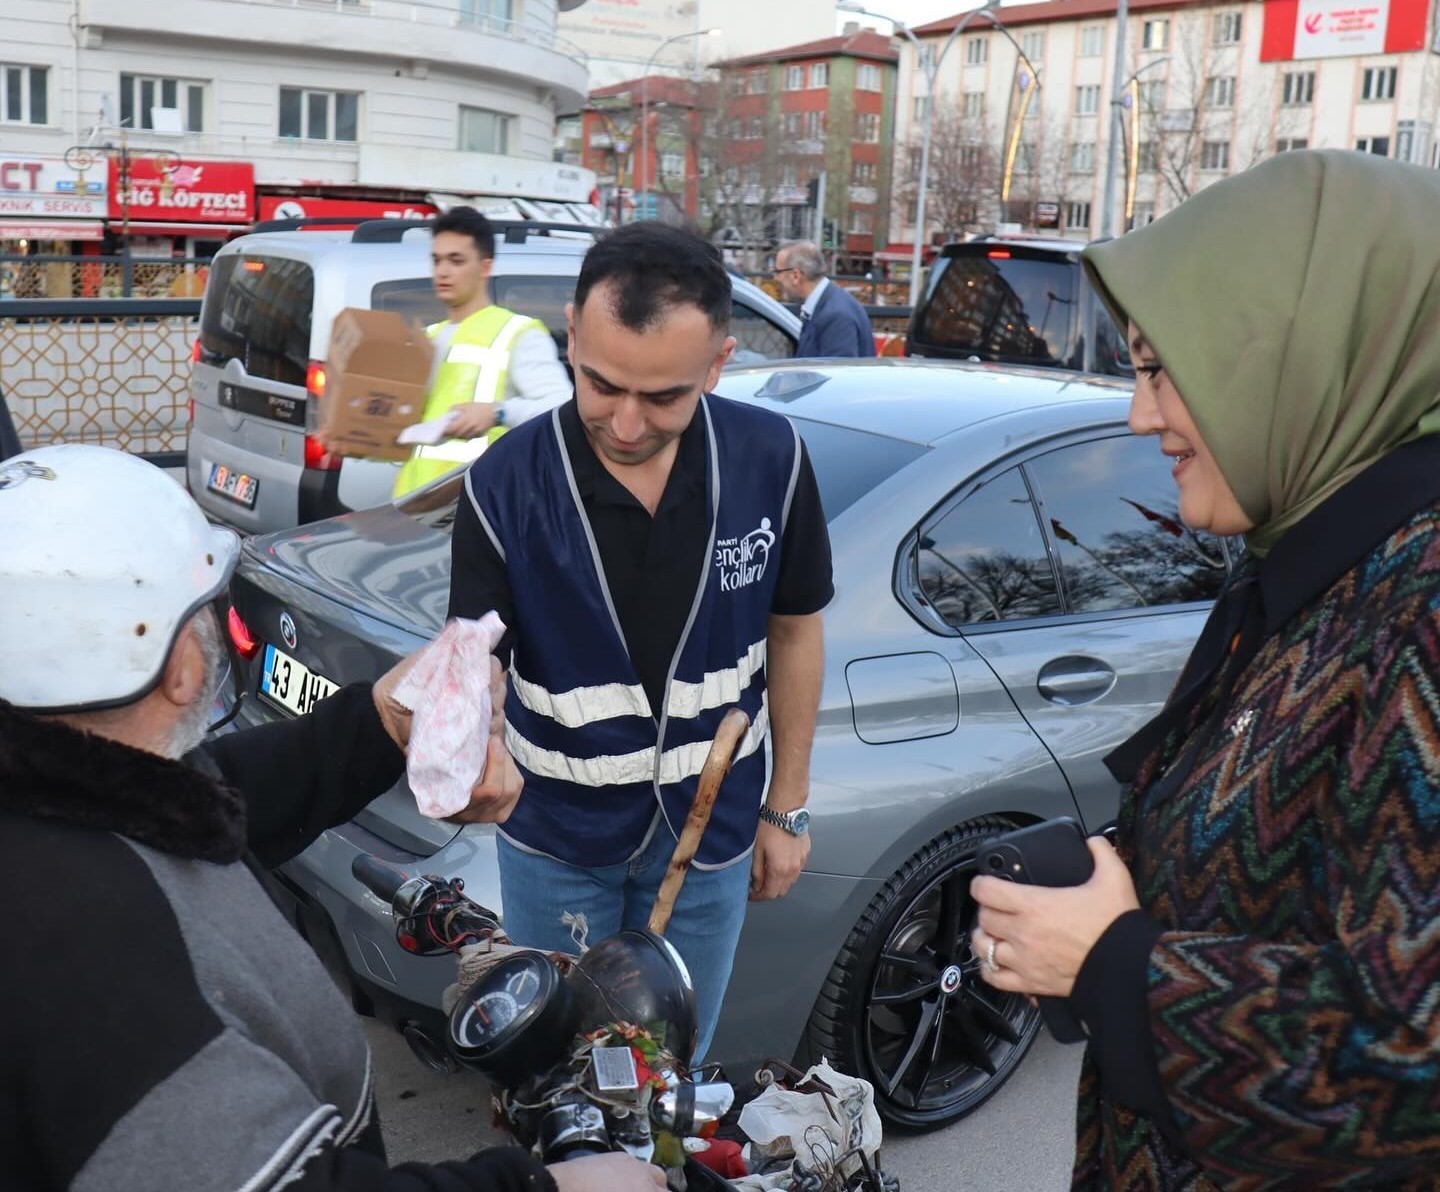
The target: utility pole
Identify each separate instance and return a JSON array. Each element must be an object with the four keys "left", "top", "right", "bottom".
[
  {"left": 812, "top": 171, "right": 826, "bottom": 246},
  {"left": 1100, "top": 0, "right": 1128, "bottom": 238}
]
